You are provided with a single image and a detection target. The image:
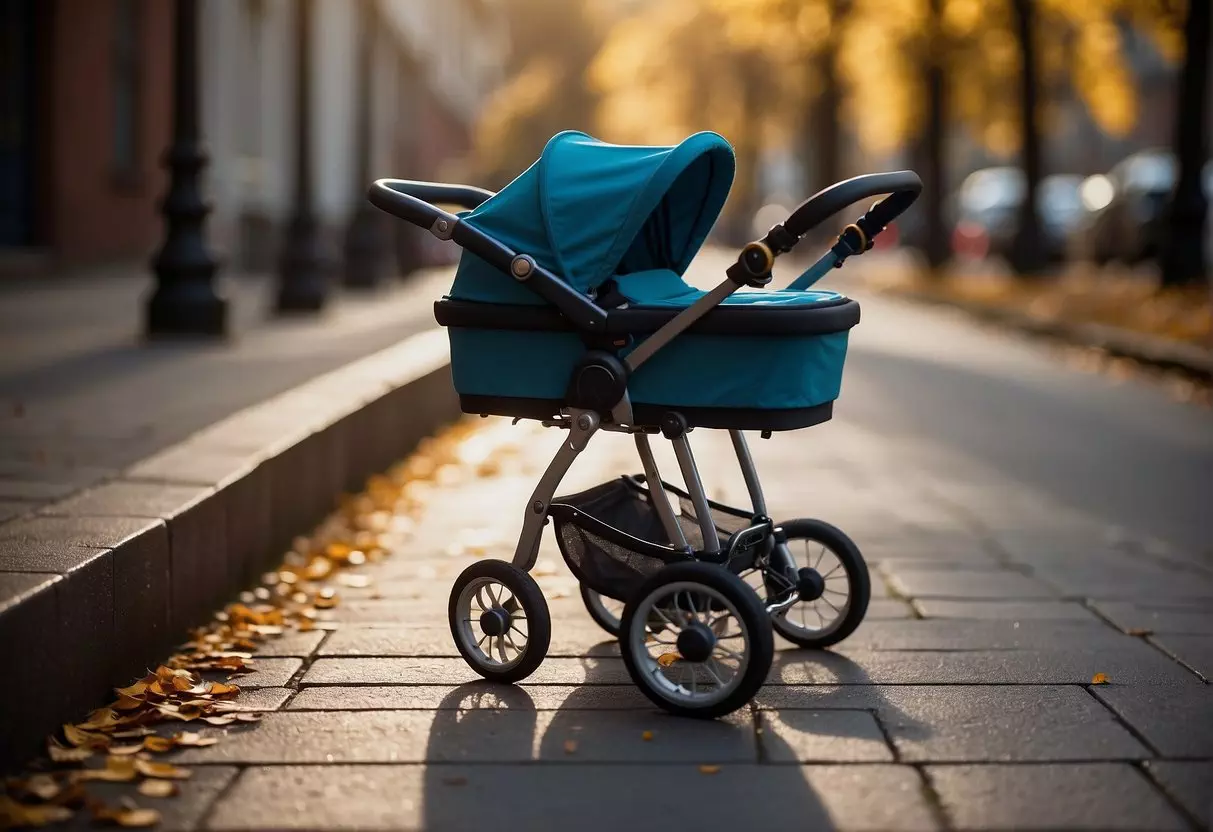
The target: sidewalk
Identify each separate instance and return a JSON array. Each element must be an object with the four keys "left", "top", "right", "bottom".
[
  {"left": 6, "top": 410, "right": 1208, "bottom": 830},
  {"left": 0, "top": 268, "right": 462, "bottom": 767}
]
